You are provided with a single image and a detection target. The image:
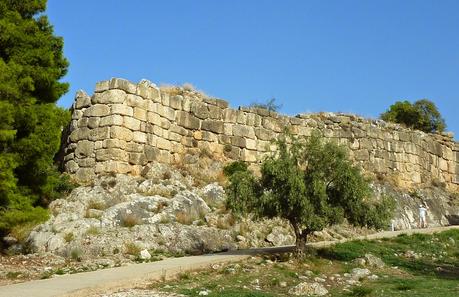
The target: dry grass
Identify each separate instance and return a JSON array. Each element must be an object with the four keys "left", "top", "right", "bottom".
[
  {"left": 87, "top": 199, "right": 106, "bottom": 210},
  {"left": 124, "top": 242, "right": 141, "bottom": 256},
  {"left": 175, "top": 211, "right": 194, "bottom": 225},
  {"left": 9, "top": 223, "right": 36, "bottom": 244},
  {"left": 85, "top": 226, "right": 100, "bottom": 236},
  {"left": 216, "top": 214, "right": 236, "bottom": 230},
  {"left": 121, "top": 213, "right": 142, "bottom": 227}
]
